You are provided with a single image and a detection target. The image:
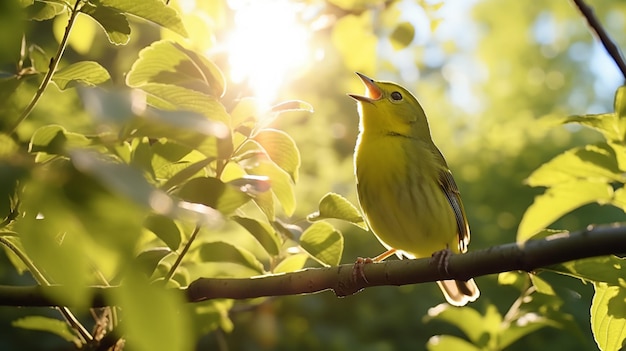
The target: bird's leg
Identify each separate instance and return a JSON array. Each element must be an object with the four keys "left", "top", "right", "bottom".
[
  {"left": 352, "top": 249, "right": 397, "bottom": 283},
  {"left": 431, "top": 245, "right": 452, "bottom": 275}
]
